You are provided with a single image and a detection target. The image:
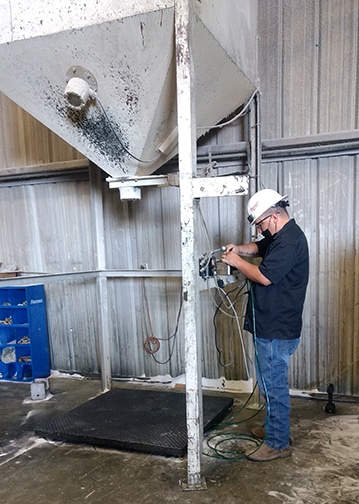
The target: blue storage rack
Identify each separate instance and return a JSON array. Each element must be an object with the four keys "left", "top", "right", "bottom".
[{"left": 0, "top": 284, "right": 50, "bottom": 381}]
